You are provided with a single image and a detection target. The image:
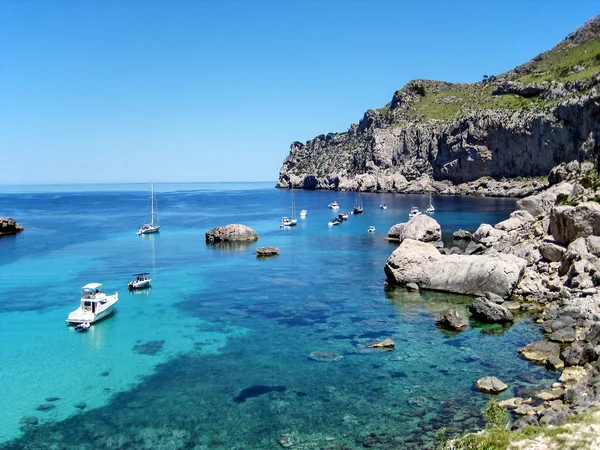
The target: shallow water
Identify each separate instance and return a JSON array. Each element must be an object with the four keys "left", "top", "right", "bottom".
[{"left": 0, "top": 184, "right": 557, "bottom": 449}]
